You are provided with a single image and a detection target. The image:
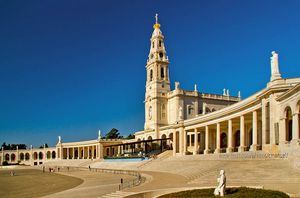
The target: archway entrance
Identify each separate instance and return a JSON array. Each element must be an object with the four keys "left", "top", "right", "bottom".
[
  {"left": 285, "top": 107, "right": 293, "bottom": 141},
  {"left": 234, "top": 130, "right": 240, "bottom": 151},
  {"left": 169, "top": 133, "right": 173, "bottom": 150},
  {"left": 161, "top": 134, "right": 167, "bottom": 149},
  {"left": 220, "top": 133, "right": 227, "bottom": 149}
]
